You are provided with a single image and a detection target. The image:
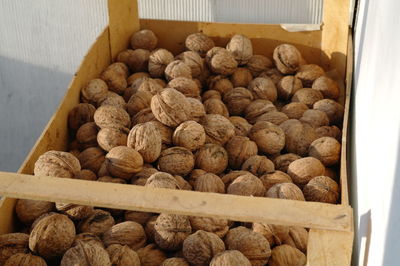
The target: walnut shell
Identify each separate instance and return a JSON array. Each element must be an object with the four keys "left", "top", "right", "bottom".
[
  {"left": 256, "top": 111, "right": 289, "bottom": 125},
  {"left": 174, "top": 175, "right": 193, "bottom": 191},
  {"left": 168, "top": 77, "right": 200, "bottom": 98},
  {"left": 34, "top": 150, "right": 81, "bottom": 178},
  {"left": 226, "top": 136, "right": 258, "bottom": 169},
  {"left": 161, "top": 257, "right": 189, "bottom": 266},
  {"left": 283, "top": 227, "right": 308, "bottom": 253},
  {"left": 185, "top": 33, "right": 215, "bottom": 57},
  {"left": 300, "top": 109, "right": 329, "bottom": 128},
  {"left": 248, "top": 77, "right": 277, "bottom": 102},
  {"left": 145, "top": 216, "right": 158, "bottom": 243},
  {"left": 131, "top": 166, "right": 159, "bottom": 185},
  {"left": 207, "top": 75, "right": 233, "bottom": 96},
  {"left": 313, "top": 99, "right": 344, "bottom": 125},
  {"left": 281, "top": 102, "right": 309, "bottom": 119},
  {"left": 145, "top": 172, "right": 181, "bottom": 189},
  {"left": 187, "top": 97, "right": 206, "bottom": 122},
  {"left": 100, "top": 91, "right": 127, "bottom": 110},
  {"left": 210, "top": 250, "right": 251, "bottom": 266},
  {"left": 78, "top": 147, "right": 105, "bottom": 173},
  {"left": 303, "top": 175, "right": 339, "bottom": 203},
  {"left": 29, "top": 213, "right": 75, "bottom": 259},
  {"left": 117, "top": 48, "right": 150, "bottom": 72},
  {"left": 133, "top": 77, "right": 164, "bottom": 96},
  {"left": 273, "top": 44, "right": 302, "bottom": 74},
  {"left": 125, "top": 211, "right": 154, "bottom": 225},
  {"left": 94, "top": 105, "right": 130, "bottom": 129},
  {"left": 173, "top": 121, "right": 206, "bottom": 151},
  {"left": 188, "top": 169, "right": 207, "bottom": 187},
  {"left": 16, "top": 199, "right": 54, "bottom": 225},
  {"left": 154, "top": 214, "right": 192, "bottom": 251},
  {"left": 222, "top": 87, "right": 254, "bottom": 116},
  {"left": 132, "top": 108, "right": 156, "bottom": 125},
  {"left": 309, "top": 137, "right": 341, "bottom": 166},
  {"left": 128, "top": 122, "right": 162, "bottom": 163},
  {"left": 165, "top": 60, "right": 192, "bottom": 81},
  {"left": 206, "top": 47, "right": 238, "bottom": 75},
  {"left": 76, "top": 122, "right": 98, "bottom": 148},
  {"left": 176, "top": 51, "right": 204, "bottom": 77},
  {"left": 182, "top": 230, "right": 225, "bottom": 266},
  {"left": 126, "top": 90, "right": 153, "bottom": 116},
  {"left": 230, "top": 68, "right": 253, "bottom": 87},
  {"left": 247, "top": 55, "right": 273, "bottom": 77},
  {"left": 149, "top": 120, "right": 173, "bottom": 145},
  {"left": 260, "top": 171, "right": 293, "bottom": 191},
  {"left": 60, "top": 241, "right": 111, "bottom": 266},
  {"left": 252, "top": 223, "right": 289, "bottom": 247},
  {"left": 81, "top": 79, "right": 108, "bottom": 105},
  {"left": 203, "top": 98, "right": 229, "bottom": 117},
  {"left": 158, "top": 147, "right": 195, "bottom": 176},
  {"left": 137, "top": 244, "right": 167, "bottom": 266},
  {"left": 315, "top": 125, "right": 342, "bottom": 140},
  {"left": 200, "top": 114, "right": 235, "bottom": 145},
  {"left": 277, "top": 75, "right": 303, "bottom": 100},
  {"left": 97, "top": 127, "right": 128, "bottom": 152},
  {"left": 312, "top": 76, "right": 340, "bottom": 100},
  {"left": 287, "top": 157, "right": 325, "bottom": 187},
  {"left": 100, "top": 62, "right": 129, "bottom": 95},
  {"left": 226, "top": 34, "right": 253, "bottom": 65},
  {"left": 283, "top": 120, "right": 318, "bottom": 156},
  {"left": 295, "top": 64, "right": 325, "bottom": 87},
  {"left": 107, "top": 244, "right": 140, "bottom": 266},
  {"left": 148, "top": 48, "right": 174, "bottom": 77},
  {"left": 292, "top": 88, "right": 324, "bottom": 108},
  {"left": 268, "top": 244, "right": 306, "bottom": 266},
  {"left": 202, "top": 89, "right": 222, "bottom": 101},
  {"left": 55, "top": 203, "right": 94, "bottom": 221},
  {"left": 127, "top": 72, "right": 150, "bottom": 87},
  {"left": 103, "top": 221, "right": 146, "bottom": 250},
  {"left": 4, "top": 253, "right": 46, "bottom": 266},
  {"left": 242, "top": 155, "right": 275, "bottom": 176},
  {"left": 0, "top": 233, "right": 29, "bottom": 265},
  {"left": 131, "top": 29, "right": 158, "bottom": 50},
  {"left": 259, "top": 68, "right": 284, "bottom": 86},
  {"left": 194, "top": 173, "right": 225, "bottom": 193},
  {"left": 266, "top": 183, "right": 305, "bottom": 201},
  {"left": 229, "top": 116, "right": 252, "bottom": 136},
  {"left": 227, "top": 173, "right": 265, "bottom": 197},
  {"left": 249, "top": 121, "right": 285, "bottom": 155},
  {"left": 225, "top": 226, "right": 271, "bottom": 266},
  {"left": 244, "top": 99, "right": 276, "bottom": 124},
  {"left": 189, "top": 216, "right": 230, "bottom": 238},
  {"left": 74, "top": 233, "right": 107, "bottom": 248},
  {"left": 221, "top": 170, "right": 250, "bottom": 187},
  {"left": 195, "top": 143, "right": 228, "bottom": 174},
  {"left": 105, "top": 146, "right": 144, "bottom": 180},
  {"left": 78, "top": 209, "right": 115, "bottom": 236},
  {"left": 68, "top": 103, "right": 96, "bottom": 130}
]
